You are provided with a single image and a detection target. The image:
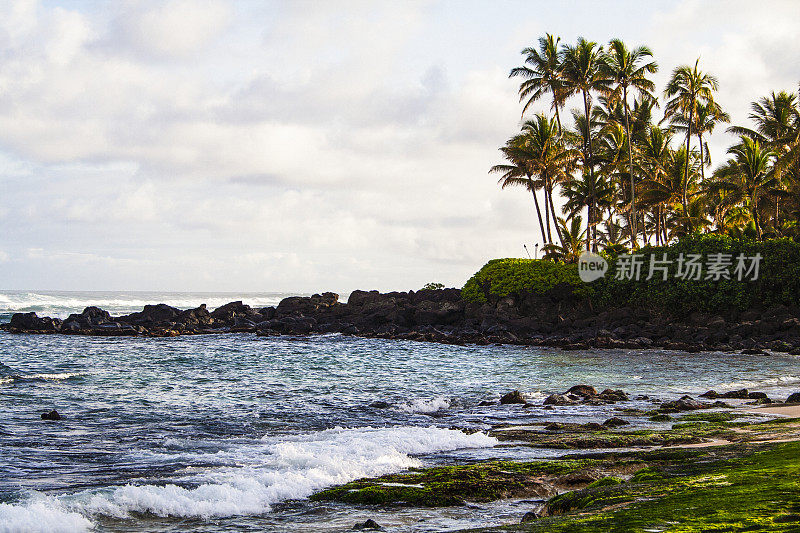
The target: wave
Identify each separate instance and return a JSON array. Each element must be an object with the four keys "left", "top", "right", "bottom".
[
  {"left": 0, "top": 502, "right": 92, "bottom": 533},
  {"left": 5, "top": 426, "right": 496, "bottom": 525},
  {"left": 0, "top": 372, "right": 85, "bottom": 385},
  {"left": 397, "top": 396, "right": 452, "bottom": 413},
  {"left": 713, "top": 375, "right": 800, "bottom": 391},
  {"left": 0, "top": 291, "right": 301, "bottom": 320}
]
